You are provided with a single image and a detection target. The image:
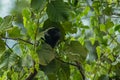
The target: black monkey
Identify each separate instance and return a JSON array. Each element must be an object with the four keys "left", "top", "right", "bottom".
[
  {"left": 44, "top": 27, "right": 61, "bottom": 48},
  {"left": 26, "top": 27, "right": 61, "bottom": 80}
]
